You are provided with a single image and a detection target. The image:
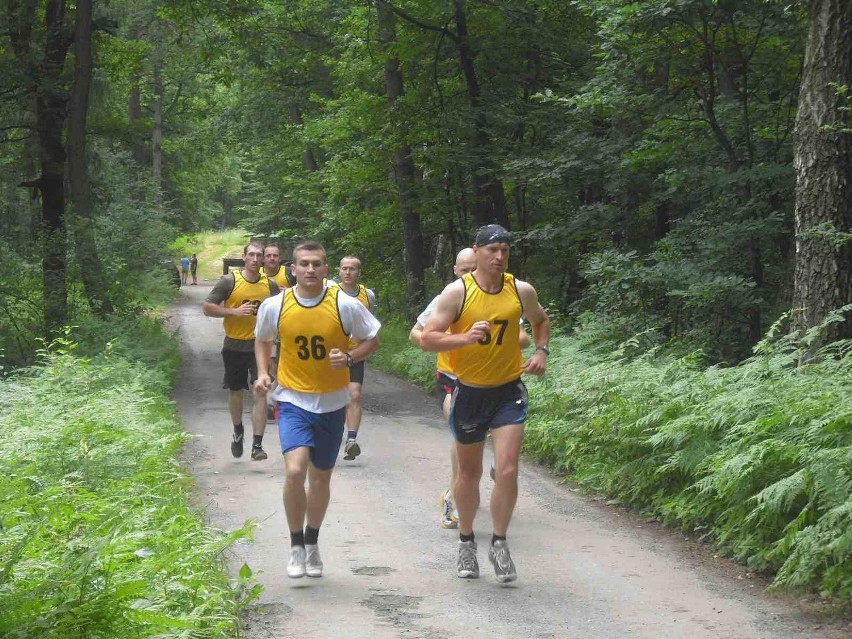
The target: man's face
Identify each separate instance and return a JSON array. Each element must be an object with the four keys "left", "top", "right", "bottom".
[
  {"left": 475, "top": 243, "right": 509, "bottom": 273},
  {"left": 453, "top": 256, "right": 477, "bottom": 278},
  {"left": 292, "top": 250, "right": 328, "bottom": 286},
  {"left": 339, "top": 258, "right": 361, "bottom": 285},
  {"left": 244, "top": 244, "right": 264, "bottom": 272},
  {"left": 263, "top": 247, "right": 281, "bottom": 271}
]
